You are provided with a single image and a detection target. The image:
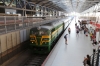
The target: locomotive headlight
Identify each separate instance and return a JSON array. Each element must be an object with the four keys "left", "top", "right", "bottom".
[{"left": 32, "top": 42, "right": 33, "bottom": 43}]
